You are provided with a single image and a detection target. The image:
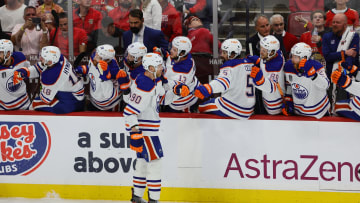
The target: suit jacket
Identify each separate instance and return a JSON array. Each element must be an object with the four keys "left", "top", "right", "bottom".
[
  {"left": 123, "top": 26, "right": 169, "bottom": 53},
  {"left": 246, "top": 33, "right": 260, "bottom": 56}
]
